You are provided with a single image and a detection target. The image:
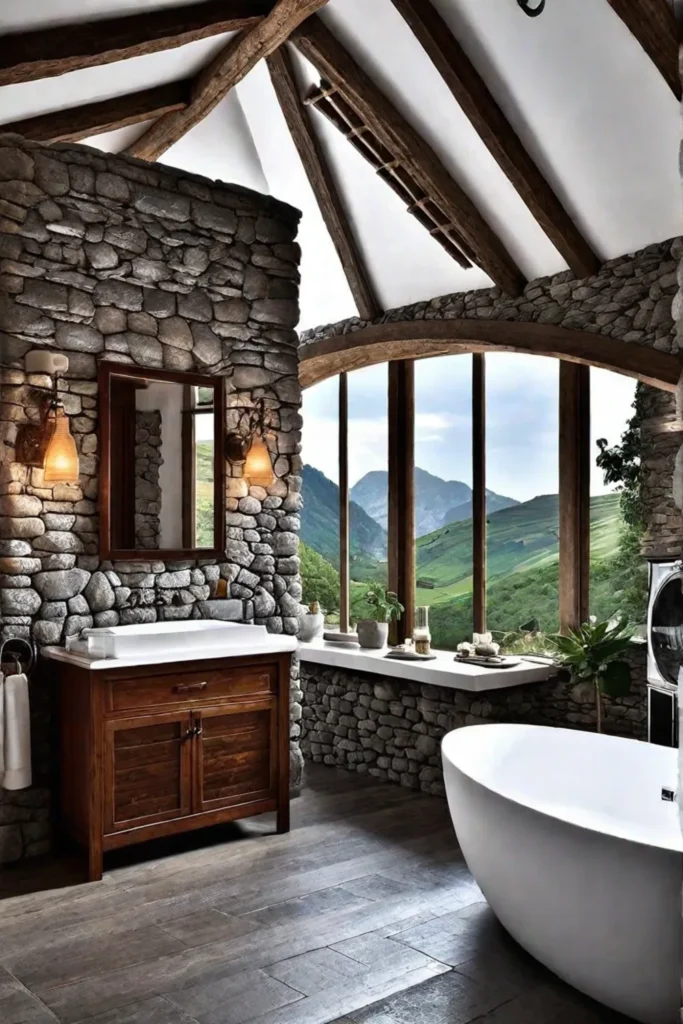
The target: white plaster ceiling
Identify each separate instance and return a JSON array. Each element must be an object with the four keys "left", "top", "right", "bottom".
[{"left": 0, "top": 0, "right": 680, "bottom": 330}]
